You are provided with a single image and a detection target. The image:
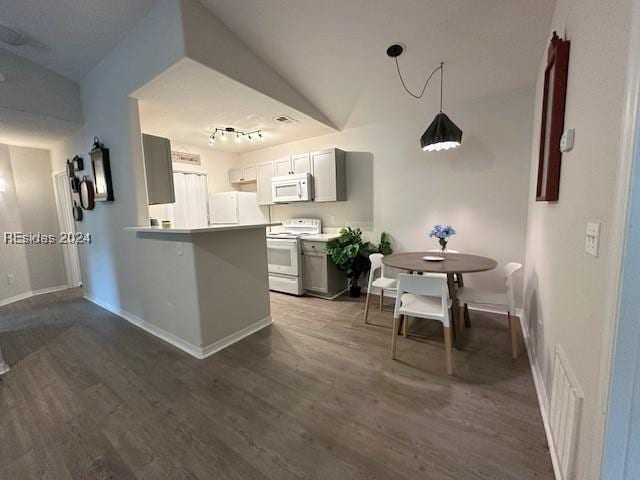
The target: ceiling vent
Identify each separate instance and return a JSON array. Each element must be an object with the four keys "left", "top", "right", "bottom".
[{"left": 273, "top": 115, "right": 298, "bottom": 124}]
